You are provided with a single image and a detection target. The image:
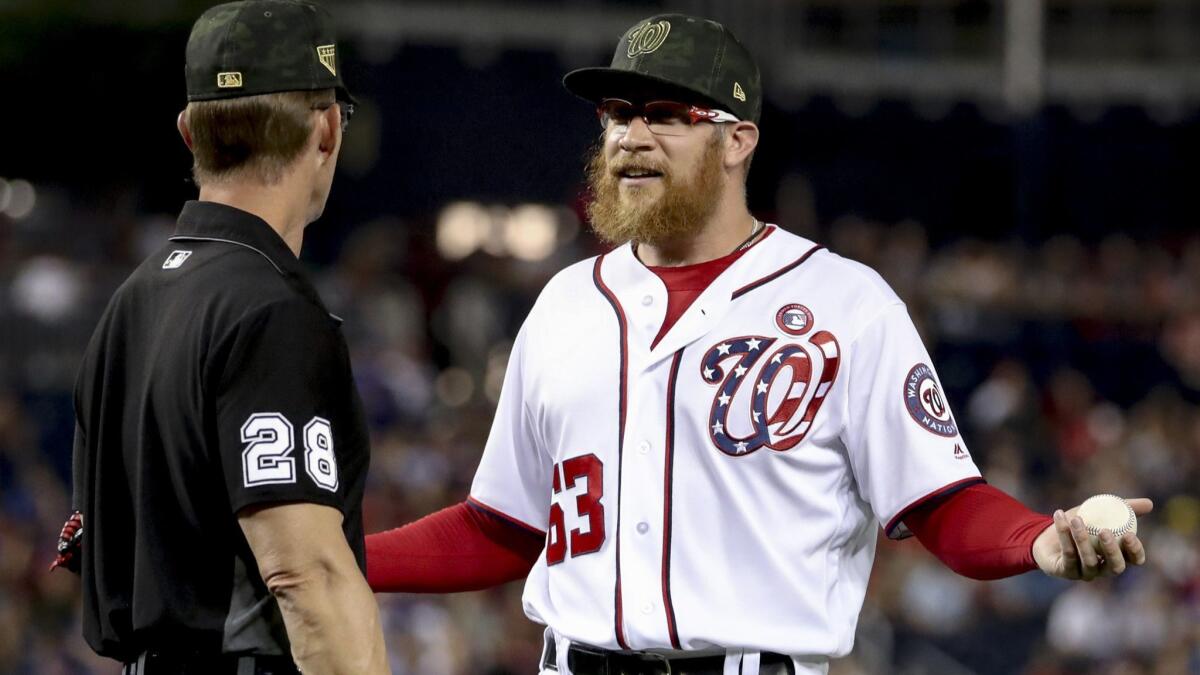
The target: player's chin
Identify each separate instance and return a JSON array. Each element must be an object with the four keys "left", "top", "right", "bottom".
[{"left": 618, "top": 188, "right": 663, "bottom": 210}]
